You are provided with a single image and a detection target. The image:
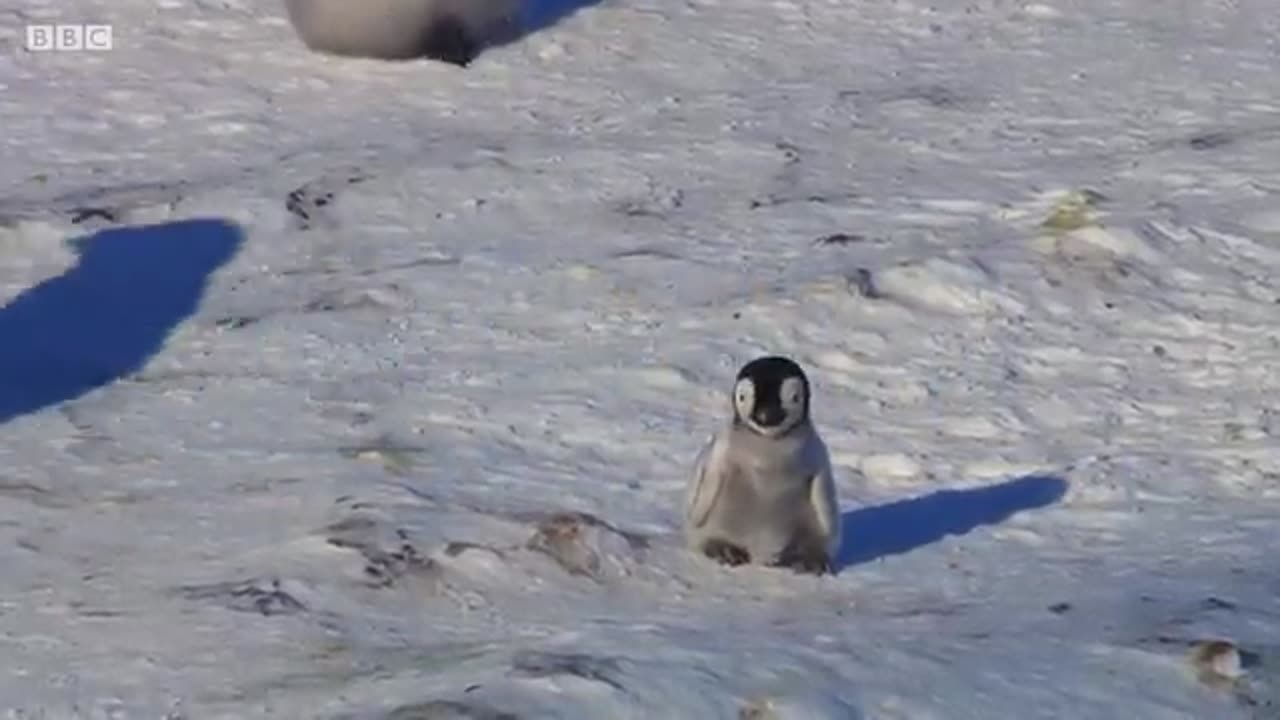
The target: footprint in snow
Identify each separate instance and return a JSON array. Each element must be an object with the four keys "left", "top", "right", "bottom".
[{"left": 521, "top": 511, "right": 650, "bottom": 583}]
